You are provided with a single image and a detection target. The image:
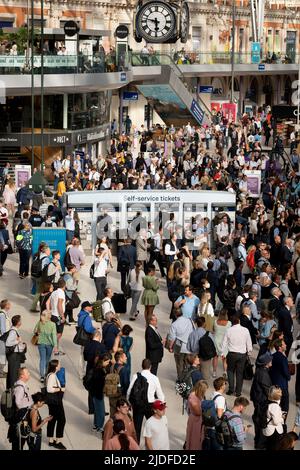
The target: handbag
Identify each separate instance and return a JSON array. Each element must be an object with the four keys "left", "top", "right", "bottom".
[
  {"left": 243, "top": 355, "right": 254, "bottom": 380},
  {"left": 89, "top": 263, "right": 95, "bottom": 279},
  {"left": 6, "top": 243, "right": 13, "bottom": 254},
  {"left": 31, "top": 333, "right": 39, "bottom": 346},
  {"left": 288, "top": 362, "right": 296, "bottom": 376},
  {"left": 73, "top": 326, "right": 90, "bottom": 346},
  {"left": 66, "top": 291, "right": 81, "bottom": 309}
]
